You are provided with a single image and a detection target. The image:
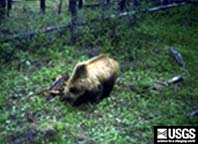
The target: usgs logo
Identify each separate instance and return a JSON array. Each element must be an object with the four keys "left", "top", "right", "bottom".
[
  {"left": 157, "top": 128, "right": 195, "bottom": 139},
  {"left": 154, "top": 126, "right": 197, "bottom": 144}
]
